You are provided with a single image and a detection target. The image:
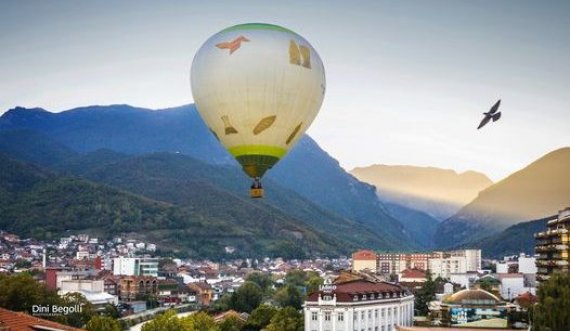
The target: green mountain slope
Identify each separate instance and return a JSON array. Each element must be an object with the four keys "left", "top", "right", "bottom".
[
  {"left": 458, "top": 215, "right": 555, "bottom": 258},
  {"left": 66, "top": 152, "right": 411, "bottom": 251},
  {"left": 0, "top": 153, "right": 353, "bottom": 258},
  {"left": 1, "top": 105, "right": 415, "bottom": 250}
]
